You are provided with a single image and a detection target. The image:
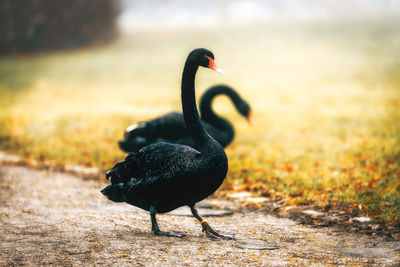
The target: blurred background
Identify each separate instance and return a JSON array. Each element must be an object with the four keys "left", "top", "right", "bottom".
[{"left": 0, "top": 0, "right": 399, "bottom": 223}]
